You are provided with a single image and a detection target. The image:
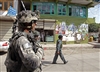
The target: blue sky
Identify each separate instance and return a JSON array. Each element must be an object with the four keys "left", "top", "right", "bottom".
[{"left": 88, "top": 4, "right": 100, "bottom": 23}]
